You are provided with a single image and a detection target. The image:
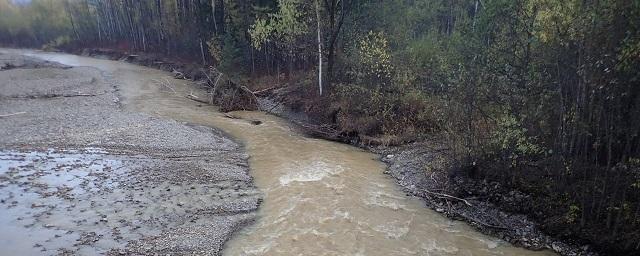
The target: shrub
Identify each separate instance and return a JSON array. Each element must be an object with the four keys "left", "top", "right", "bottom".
[{"left": 42, "top": 35, "right": 71, "bottom": 51}]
